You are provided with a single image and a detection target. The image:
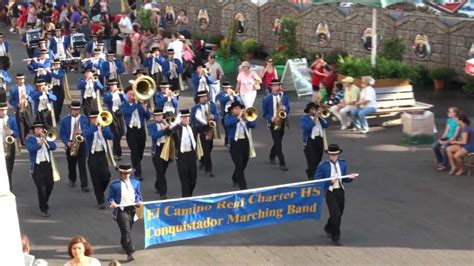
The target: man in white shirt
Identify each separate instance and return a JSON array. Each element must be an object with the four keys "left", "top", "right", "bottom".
[
  {"left": 167, "top": 33, "right": 184, "bottom": 63},
  {"left": 172, "top": 109, "right": 198, "bottom": 197},
  {"left": 351, "top": 76, "right": 377, "bottom": 134}
]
